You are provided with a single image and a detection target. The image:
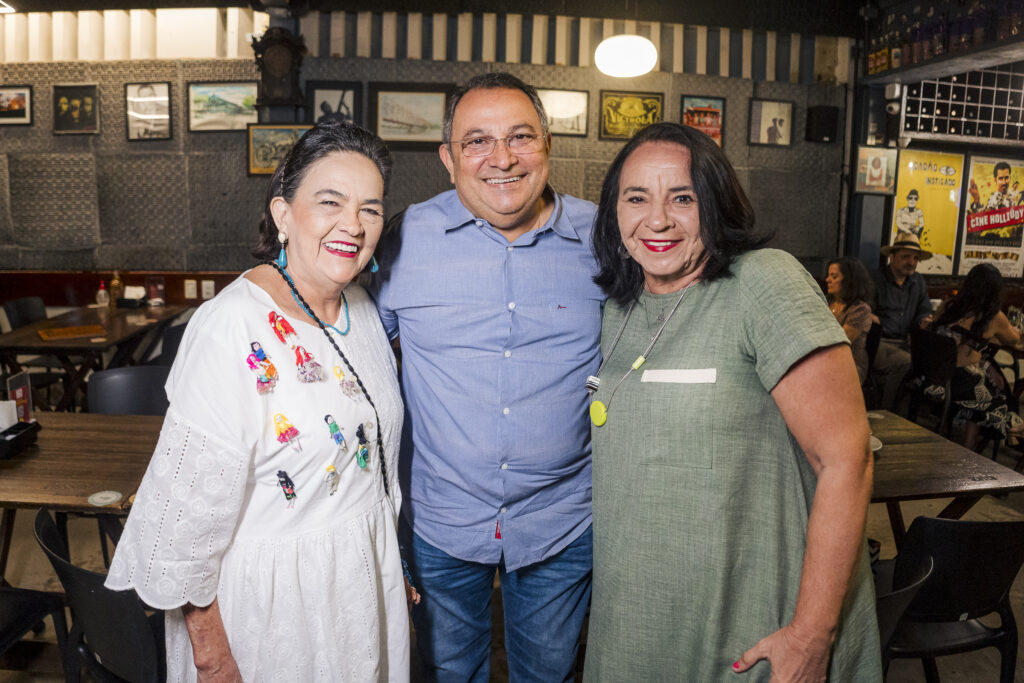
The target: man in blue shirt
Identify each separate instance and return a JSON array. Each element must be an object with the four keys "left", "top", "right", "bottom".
[
  {"left": 871, "top": 233, "right": 934, "bottom": 409},
  {"left": 371, "top": 73, "right": 603, "bottom": 682}
]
